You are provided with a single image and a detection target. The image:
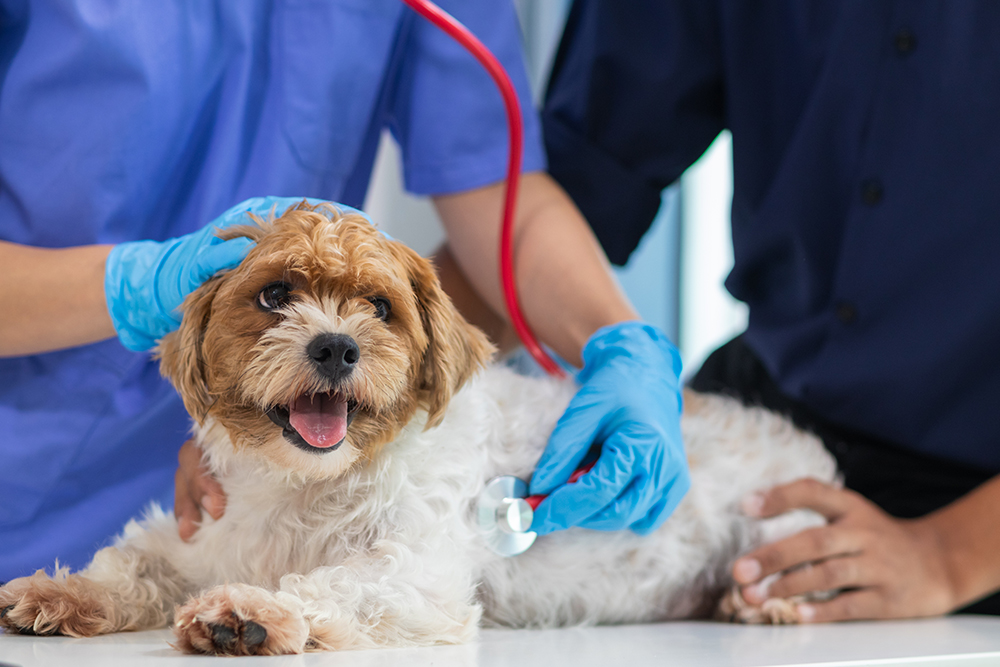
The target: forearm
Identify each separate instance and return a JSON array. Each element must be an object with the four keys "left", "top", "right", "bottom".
[
  {"left": 431, "top": 244, "right": 522, "bottom": 354},
  {"left": 920, "top": 473, "right": 1000, "bottom": 608},
  {"left": 0, "top": 241, "right": 116, "bottom": 356},
  {"left": 433, "top": 172, "right": 637, "bottom": 365}
]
